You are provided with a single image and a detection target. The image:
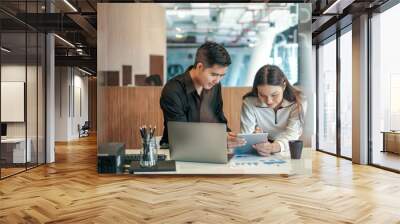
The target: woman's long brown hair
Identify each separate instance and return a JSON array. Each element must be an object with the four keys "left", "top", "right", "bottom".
[{"left": 243, "top": 64, "right": 304, "bottom": 121}]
